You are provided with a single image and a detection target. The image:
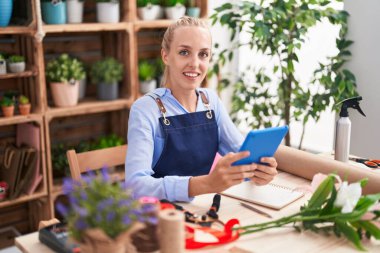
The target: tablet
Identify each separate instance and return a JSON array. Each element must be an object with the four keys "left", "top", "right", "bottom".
[{"left": 233, "top": 126, "right": 289, "bottom": 166}]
